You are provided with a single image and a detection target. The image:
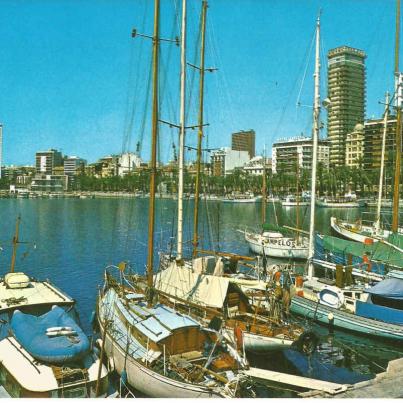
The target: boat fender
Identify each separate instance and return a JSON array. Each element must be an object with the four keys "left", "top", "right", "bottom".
[
  {"left": 120, "top": 369, "right": 128, "bottom": 387},
  {"left": 294, "top": 330, "right": 318, "bottom": 355},
  {"left": 362, "top": 255, "right": 372, "bottom": 271},
  {"left": 109, "top": 357, "right": 115, "bottom": 372},
  {"left": 234, "top": 326, "right": 243, "bottom": 350},
  {"left": 95, "top": 338, "right": 103, "bottom": 349},
  {"left": 327, "top": 312, "right": 334, "bottom": 333}
]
